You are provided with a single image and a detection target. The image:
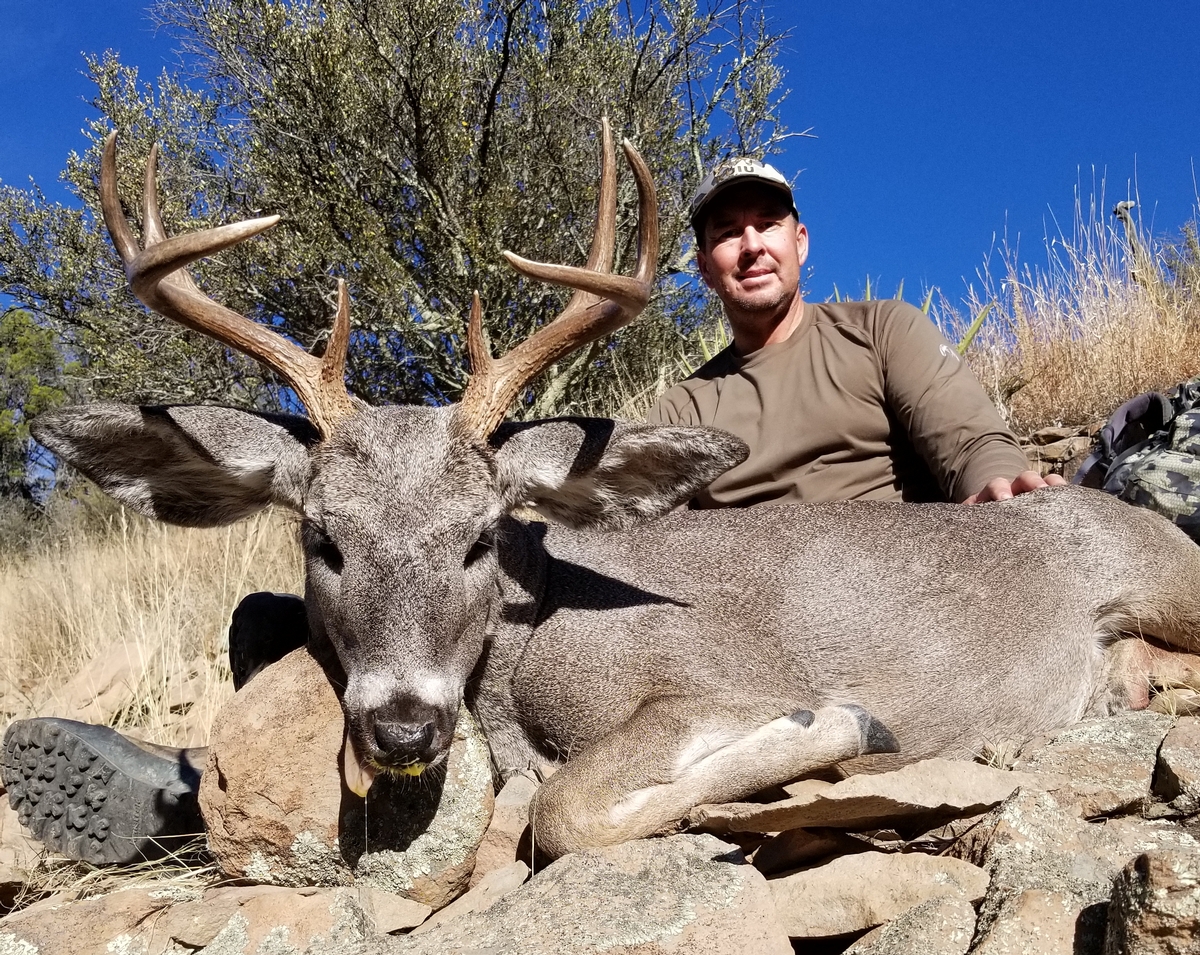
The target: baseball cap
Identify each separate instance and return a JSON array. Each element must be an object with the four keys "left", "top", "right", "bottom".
[{"left": 689, "top": 157, "right": 797, "bottom": 232}]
